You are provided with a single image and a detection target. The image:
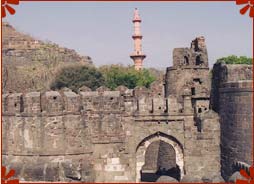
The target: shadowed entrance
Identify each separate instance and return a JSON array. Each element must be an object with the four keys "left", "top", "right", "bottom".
[
  {"left": 141, "top": 140, "right": 180, "bottom": 182},
  {"left": 135, "top": 132, "right": 184, "bottom": 182}
]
